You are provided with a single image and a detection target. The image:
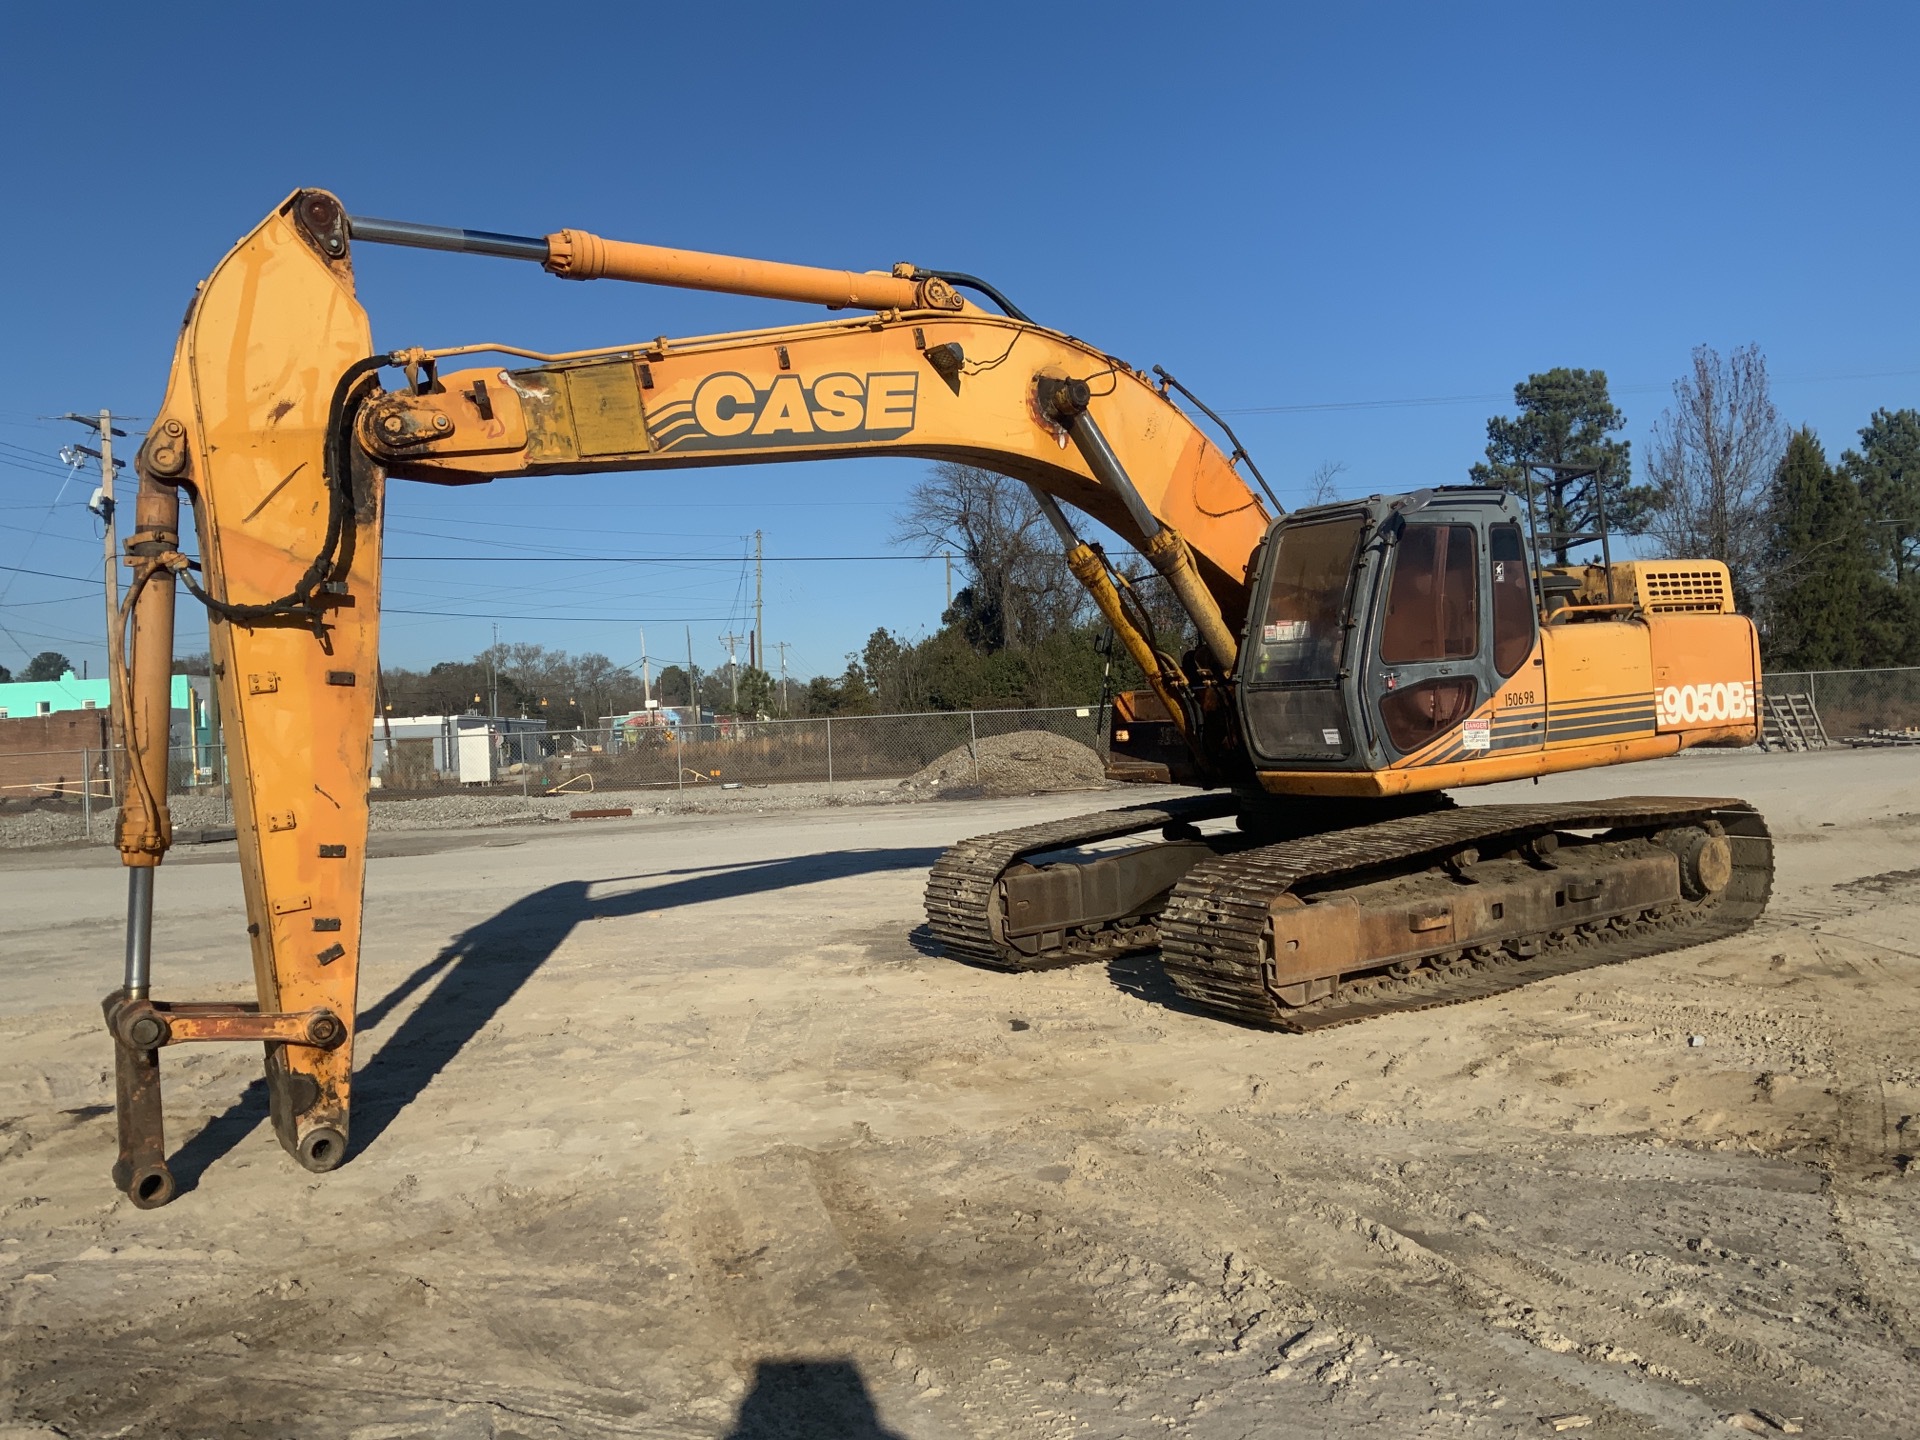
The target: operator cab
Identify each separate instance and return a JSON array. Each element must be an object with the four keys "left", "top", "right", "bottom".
[{"left": 1239, "top": 486, "right": 1538, "bottom": 773}]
